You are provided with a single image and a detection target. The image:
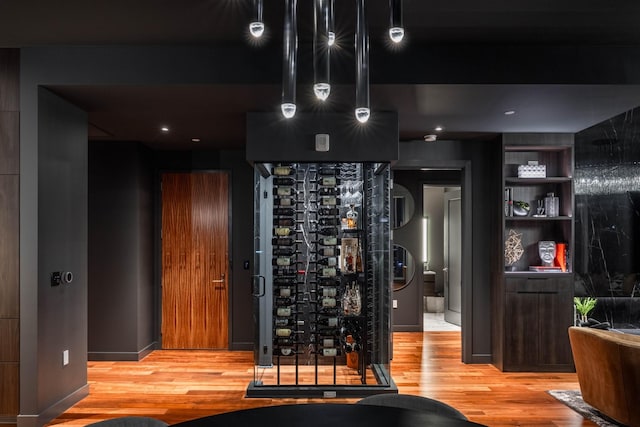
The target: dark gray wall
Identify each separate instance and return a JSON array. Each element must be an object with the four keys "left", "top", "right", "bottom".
[
  {"left": 88, "top": 141, "right": 155, "bottom": 360},
  {"left": 246, "top": 112, "right": 399, "bottom": 162},
  {"left": 26, "top": 88, "right": 88, "bottom": 425},
  {"left": 395, "top": 140, "right": 501, "bottom": 363}
]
